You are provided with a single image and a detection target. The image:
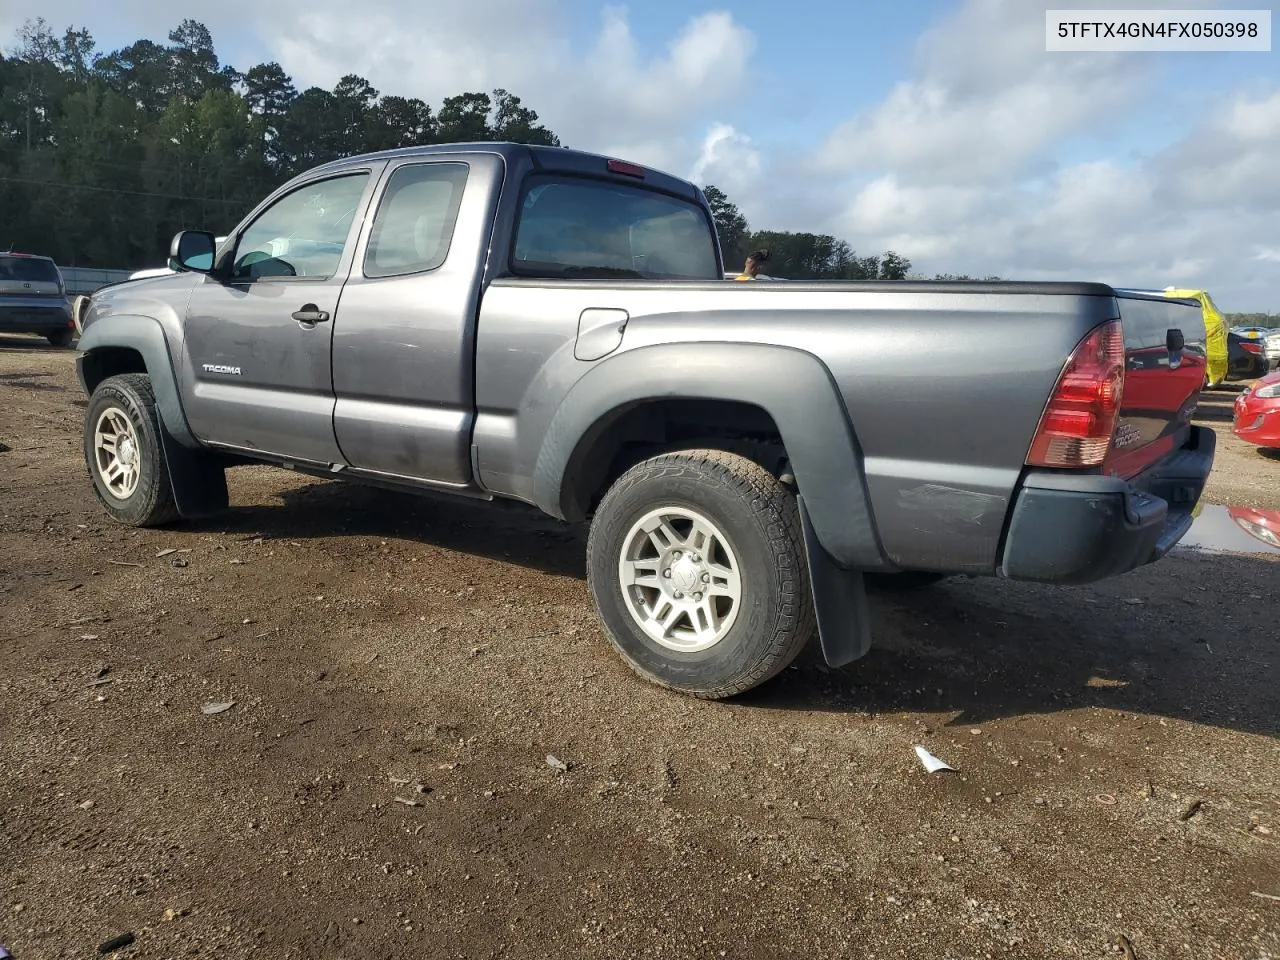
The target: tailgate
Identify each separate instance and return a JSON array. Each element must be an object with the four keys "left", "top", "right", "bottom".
[
  {"left": 0, "top": 255, "right": 63, "bottom": 297},
  {"left": 1105, "top": 292, "right": 1206, "bottom": 479}
]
